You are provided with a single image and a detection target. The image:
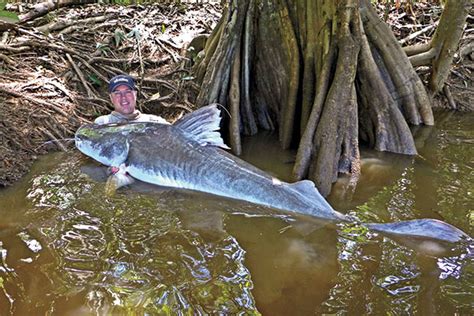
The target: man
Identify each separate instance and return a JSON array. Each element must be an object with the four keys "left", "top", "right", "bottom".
[
  {"left": 94, "top": 74, "right": 169, "bottom": 125},
  {"left": 88, "top": 74, "right": 168, "bottom": 183}
]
